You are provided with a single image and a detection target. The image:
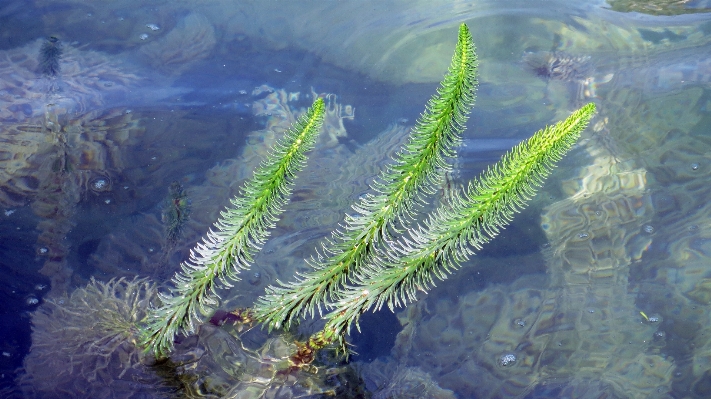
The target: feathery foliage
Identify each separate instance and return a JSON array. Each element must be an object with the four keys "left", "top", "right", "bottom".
[
  {"left": 39, "top": 36, "right": 62, "bottom": 77},
  {"left": 315, "top": 102, "right": 596, "bottom": 350},
  {"left": 254, "top": 23, "right": 479, "bottom": 331},
  {"left": 136, "top": 22, "right": 595, "bottom": 364},
  {"left": 163, "top": 181, "right": 191, "bottom": 245},
  {"left": 139, "top": 98, "right": 325, "bottom": 357}
]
